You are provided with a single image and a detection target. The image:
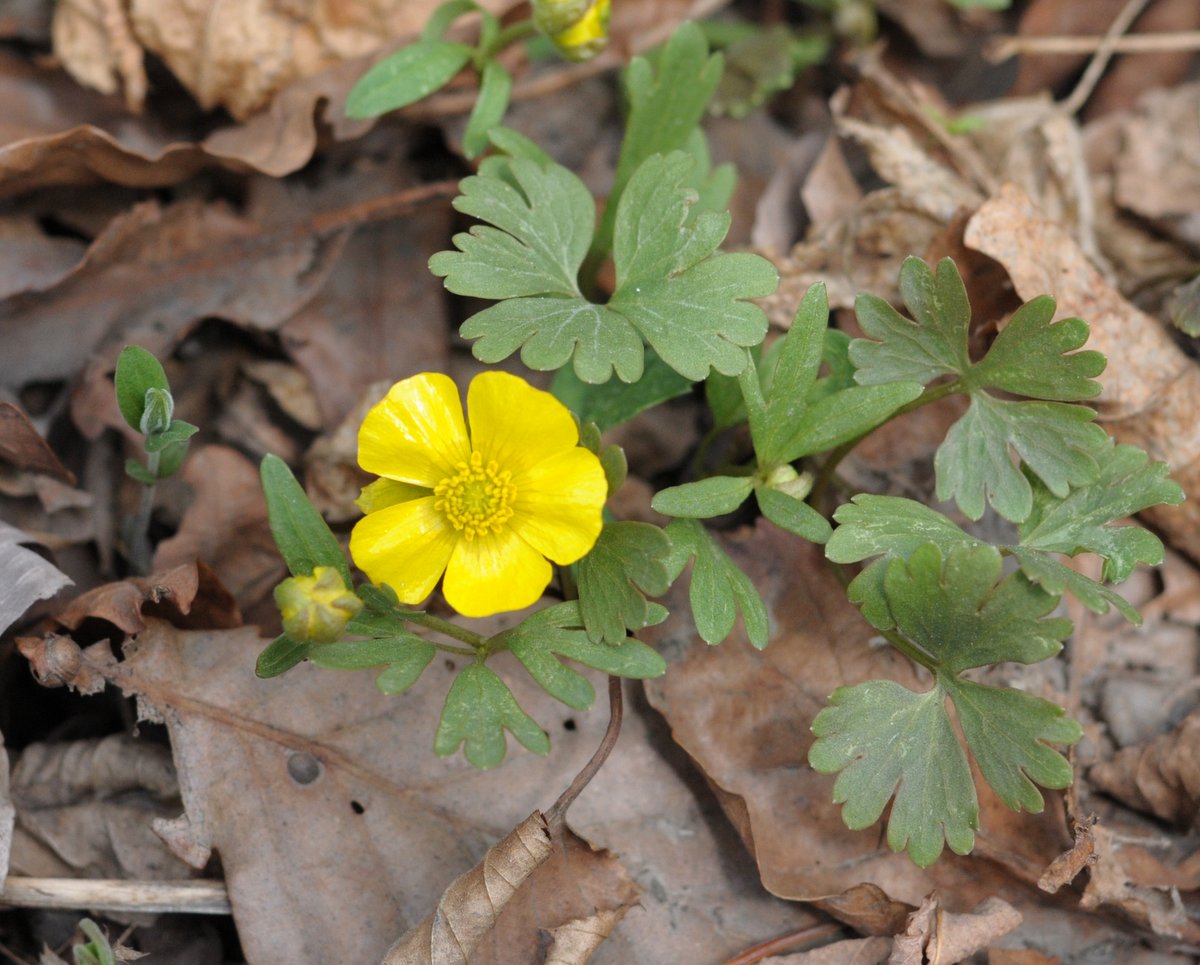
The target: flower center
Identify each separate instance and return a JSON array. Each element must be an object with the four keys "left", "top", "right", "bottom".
[{"left": 433, "top": 451, "right": 516, "bottom": 540}]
